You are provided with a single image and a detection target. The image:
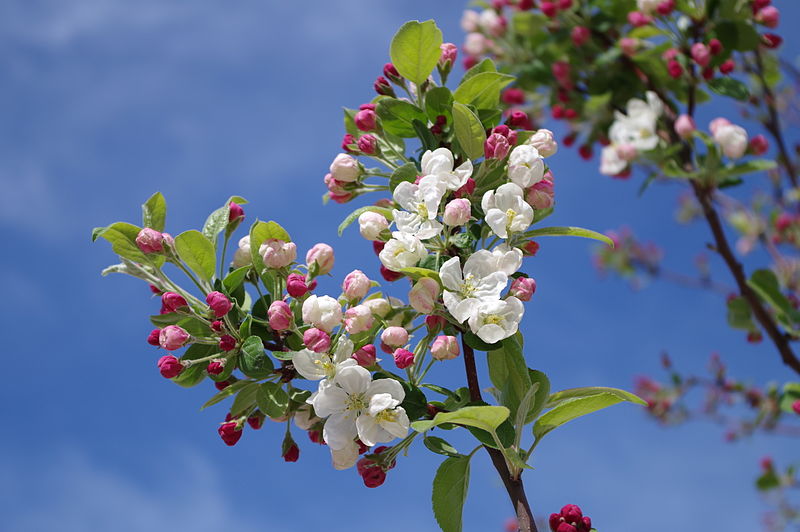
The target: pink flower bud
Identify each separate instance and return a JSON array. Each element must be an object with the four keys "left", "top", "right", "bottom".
[
  {"left": 345, "top": 305, "right": 374, "bottom": 334},
  {"left": 329, "top": 153, "right": 361, "bottom": 182},
  {"left": 341, "top": 133, "right": 357, "bottom": 153},
  {"left": 286, "top": 273, "right": 310, "bottom": 298},
  {"left": 159, "top": 325, "right": 190, "bottom": 351},
  {"left": 228, "top": 202, "right": 244, "bottom": 222},
  {"left": 527, "top": 129, "right": 558, "bottom": 158},
  {"left": 219, "top": 335, "right": 237, "bottom": 352},
  {"left": 616, "top": 143, "right": 637, "bottom": 162},
  {"left": 206, "top": 291, "right": 233, "bottom": 318},
  {"left": 708, "top": 38, "right": 723, "bottom": 55},
  {"left": 455, "top": 178, "right": 476, "bottom": 198},
  {"left": 303, "top": 327, "right": 331, "bottom": 352},
  {"left": 210, "top": 320, "right": 224, "bottom": 333},
  {"left": 627, "top": 11, "right": 652, "bottom": 27},
  {"left": 136, "top": 228, "right": 164, "bottom": 254},
  {"left": 283, "top": 442, "right": 300, "bottom": 462},
  {"left": 507, "top": 110, "right": 529, "bottom": 128},
  {"left": 381, "top": 326, "right": 409, "bottom": 347},
  {"left": 161, "top": 292, "right": 187, "bottom": 313},
  {"left": 485, "top": 133, "right": 511, "bottom": 159},
  {"left": 443, "top": 198, "right": 472, "bottom": 226},
  {"left": 540, "top": 1, "right": 557, "bottom": 17},
  {"left": 147, "top": 328, "right": 161, "bottom": 346},
  {"left": 564, "top": 108, "right": 578, "bottom": 120},
  {"left": 352, "top": 344, "right": 377, "bottom": 367},
  {"left": 306, "top": 243, "right": 335, "bottom": 275},
  {"left": 561, "top": 504, "right": 583, "bottom": 523},
  {"left": 510, "top": 277, "right": 536, "bottom": 301},
  {"left": 792, "top": 399, "right": 800, "bottom": 415},
  {"left": 656, "top": 0, "right": 674, "bottom": 15},
  {"left": 409, "top": 277, "right": 441, "bottom": 314},
  {"left": 571, "top": 26, "right": 590, "bottom": 47},
  {"left": 674, "top": 114, "right": 696, "bottom": 139},
  {"left": 719, "top": 59, "right": 735, "bottom": 74},
  {"left": 393, "top": 348, "right": 415, "bottom": 369},
  {"left": 578, "top": 145, "right": 593, "bottom": 160},
  {"left": 157, "top": 355, "right": 184, "bottom": 378},
  {"left": 357, "top": 134, "right": 378, "bottom": 155},
  {"left": 261, "top": 239, "right": 297, "bottom": 268},
  {"left": 218, "top": 421, "right": 243, "bottom": 446},
  {"left": 526, "top": 179, "right": 554, "bottom": 210},
  {"left": 502, "top": 88, "right": 525, "bottom": 105},
  {"left": 551, "top": 61, "right": 571, "bottom": 83},
  {"left": 691, "top": 43, "right": 711, "bottom": 67},
  {"left": 709, "top": 117, "right": 731, "bottom": 136},
  {"left": 343, "top": 269, "right": 371, "bottom": 301},
  {"left": 268, "top": 301, "right": 293, "bottom": 330},
  {"left": 749, "top": 134, "right": 769, "bottom": 155},
  {"left": 667, "top": 59, "right": 683, "bottom": 78},
  {"left": 439, "top": 42, "right": 458, "bottom": 67},
  {"left": 355, "top": 109, "right": 377, "bottom": 132},
  {"left": 374, "top": 76, "right": 395, "bottom": 97},
  {"left": 425, "top": 315, "right": 446, "bottom": 332},
  {"left": 431, "top": 335, "right": 460, "bottom": 360},
  {"left": 207, "top": 359, "right": 225, "bottom": 375},
  {"left": 358, "top": 211, "right": 389, "bottom": 240},
  {"left": 756, "top": 6, "right": 779, "bottom": 28},
  {"left": 620, "top": 37, "right": 639, "bottom": 56}
]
